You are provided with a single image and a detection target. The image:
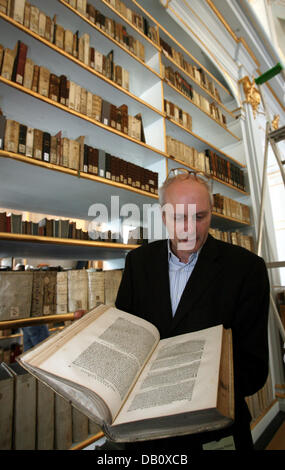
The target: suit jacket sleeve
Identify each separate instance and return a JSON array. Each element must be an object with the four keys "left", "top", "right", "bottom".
[
  {"left": 115, "top": 252, "right": 134, "bottom": 314},
  {"left": 232, "top": 255, "right": 270, "bottom": 398}
]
